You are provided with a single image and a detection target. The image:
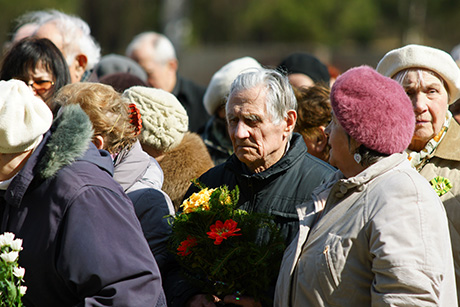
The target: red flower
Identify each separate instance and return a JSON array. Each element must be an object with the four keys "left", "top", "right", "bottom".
[
  {"left": 207, "top": 219, "right": 242, "bottom": 245},
  {"left": 177, "top": 236, "right": 198, "bottom": 256}
]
